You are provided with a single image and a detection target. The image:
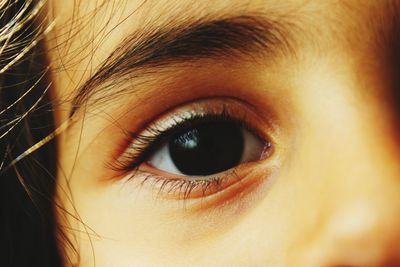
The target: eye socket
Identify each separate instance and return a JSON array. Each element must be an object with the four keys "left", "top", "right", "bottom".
[{"left": 147, "top": 120, "right": 266, "bottom": 176}]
